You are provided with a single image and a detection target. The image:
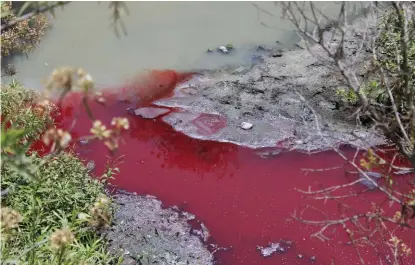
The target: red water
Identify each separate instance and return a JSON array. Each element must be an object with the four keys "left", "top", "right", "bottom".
[{"left": 35, "top": 71, "right": 414, "bottom": 265}]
